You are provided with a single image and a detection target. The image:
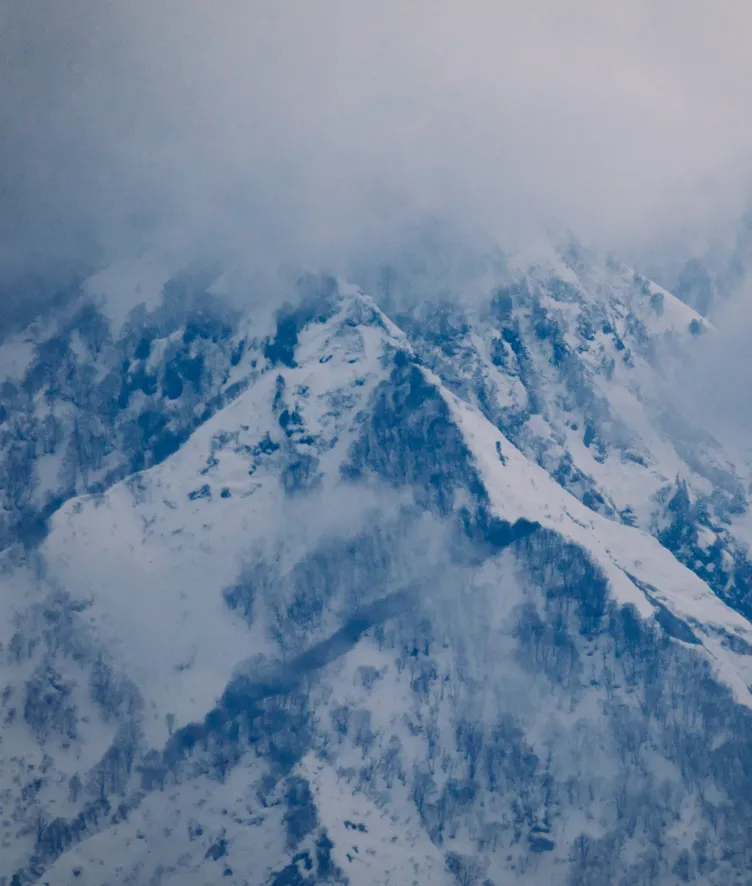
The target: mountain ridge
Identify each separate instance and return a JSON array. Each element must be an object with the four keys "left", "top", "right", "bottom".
[{"left": 3, "top": 250, "right": 752, "bottom": 884}]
